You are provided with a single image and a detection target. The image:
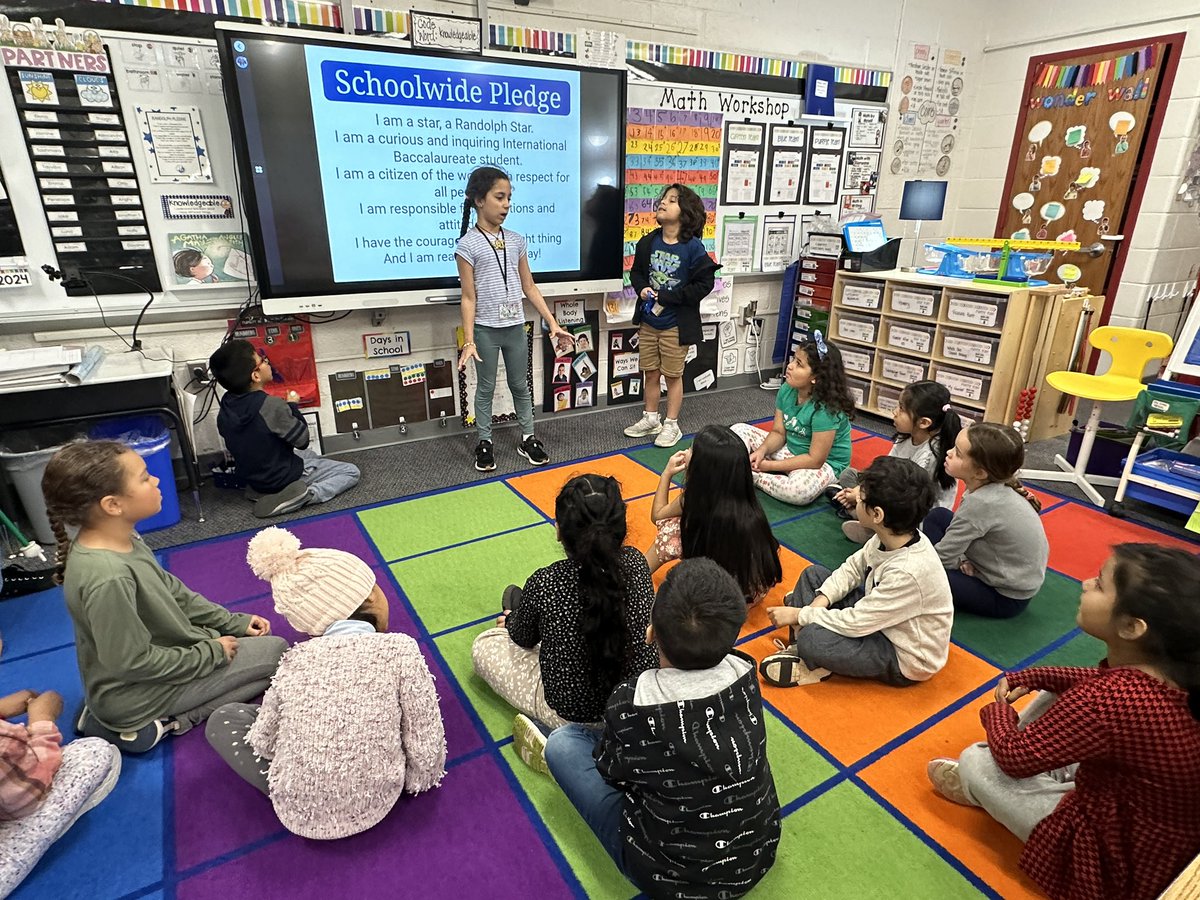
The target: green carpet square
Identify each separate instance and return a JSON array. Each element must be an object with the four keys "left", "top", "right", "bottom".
[
  {"left": 753, "top": 782, "right": 979, "bottom": 898},
  {"left": 391, "top": 524, "right": 562, "bottom": 633},
  {"left": 765, "top": 711, "right": 838, "bottom": 806},
  {"left": 951, "top": 571, "right": 1082, "bottom": 669},
  {"left": 501, "top": 745, "right": 636, "bottom": 899},
  {"left": 773, "top": 508, "right": 859, "bottom": 570},
  {"left": 435, "top": 622, "right": 516, "bottom": 739},
  {"left": 1033, "top": 631, "right": 1106, "bottom": 668},
  {"left": 358, "top": 482, "right": 544, "bottom": 561}
]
